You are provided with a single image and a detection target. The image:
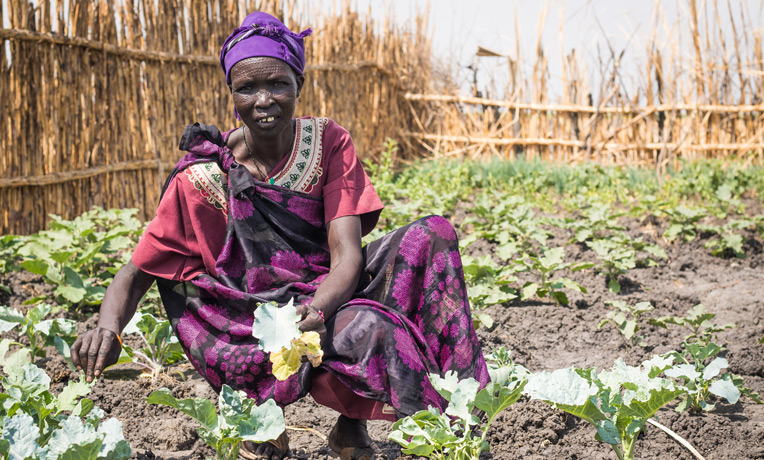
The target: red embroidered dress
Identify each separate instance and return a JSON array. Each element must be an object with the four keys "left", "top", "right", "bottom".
[{"left": 132, "top": 118, "right": 488, "bottom": 421}]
